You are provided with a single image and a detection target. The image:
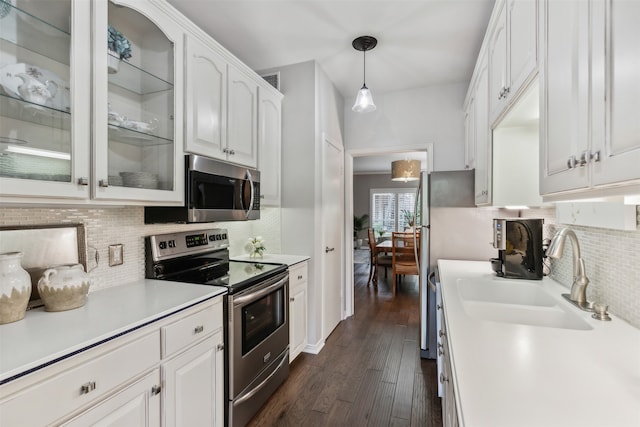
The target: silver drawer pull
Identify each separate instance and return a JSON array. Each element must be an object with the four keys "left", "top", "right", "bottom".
[
  {"left": 290, "top": 297, "right": 295, "bottom": 302},
  {"left": 217, "top": 343, "right": 225, "bottom": 352},
  {"left": 297, "top": 275, "right": 303, "bottom": 280},
  {"left": 439, "top": 330, "right": 446, "bottom": 338},
  {"left": 81, "top": 381, "right": 96, "bottom": 394},
  {"left": 440, "top": 373, "right": 448, "bottom": 383},
  {"left": 194, "top": 325, "right": 204, "bottom": 334},
  {"left": 151, "top": 385, "right": 162, "bottom": 396}
]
